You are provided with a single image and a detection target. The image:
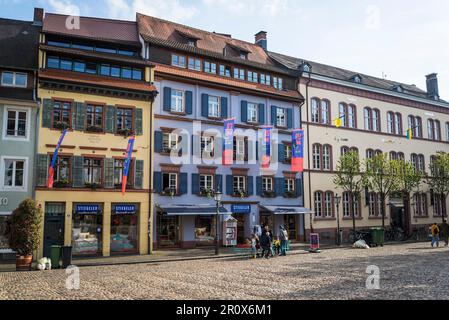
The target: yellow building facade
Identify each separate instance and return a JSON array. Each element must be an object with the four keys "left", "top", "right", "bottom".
[{"left": 36, "top": 14, "right": 157, "bottom": 259}]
